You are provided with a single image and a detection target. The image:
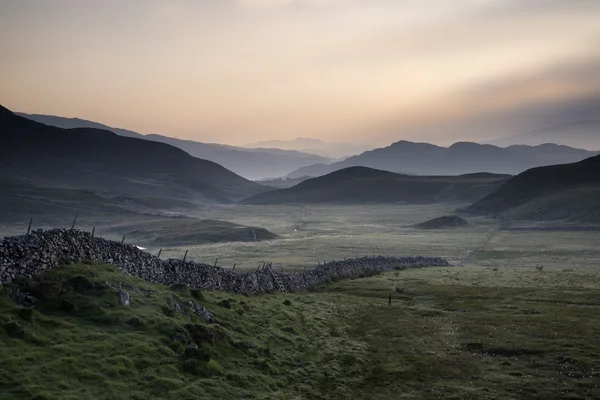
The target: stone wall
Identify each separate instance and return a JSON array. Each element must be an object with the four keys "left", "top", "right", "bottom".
[{"left": 0, "top": 229, "right": 450, "bottom": 294}]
